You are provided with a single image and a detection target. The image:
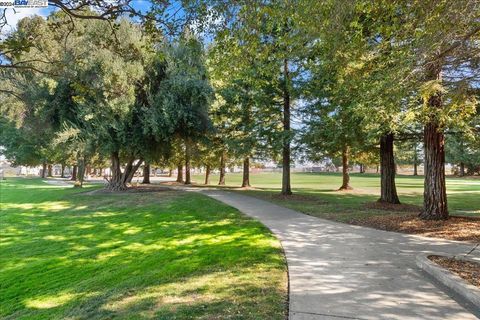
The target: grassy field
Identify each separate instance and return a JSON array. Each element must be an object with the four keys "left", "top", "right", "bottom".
[
  {"left": 190, "top": 172, "right": 480, "bottom": 221},
  {"left": 0, "top": 178, "right": 287, "bottom": 320}
]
